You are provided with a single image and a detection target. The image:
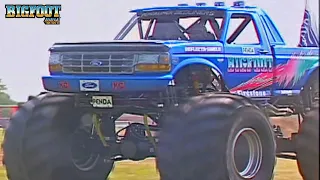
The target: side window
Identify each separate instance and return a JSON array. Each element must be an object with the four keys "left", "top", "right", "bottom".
[
  {"left": 262, "top": 15, "right": 284, "bottom": 43},
  {"left": 179, "top": 17, "right": 199, "bottom": 29},
  {"left": 124, "top": 19, "right": 155, "bottom": 40},
  {"left": 205, "top": 18, "right": 224, "bottom": 39},
  {"left": 260, "top": 16, "right": 276, "bottom": 44},
  {"left": 123, "top": 24, "right": 140, "bottom": 41},
  {"left": 226, "top": 14, "right": 261, "bottom": 45}
]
